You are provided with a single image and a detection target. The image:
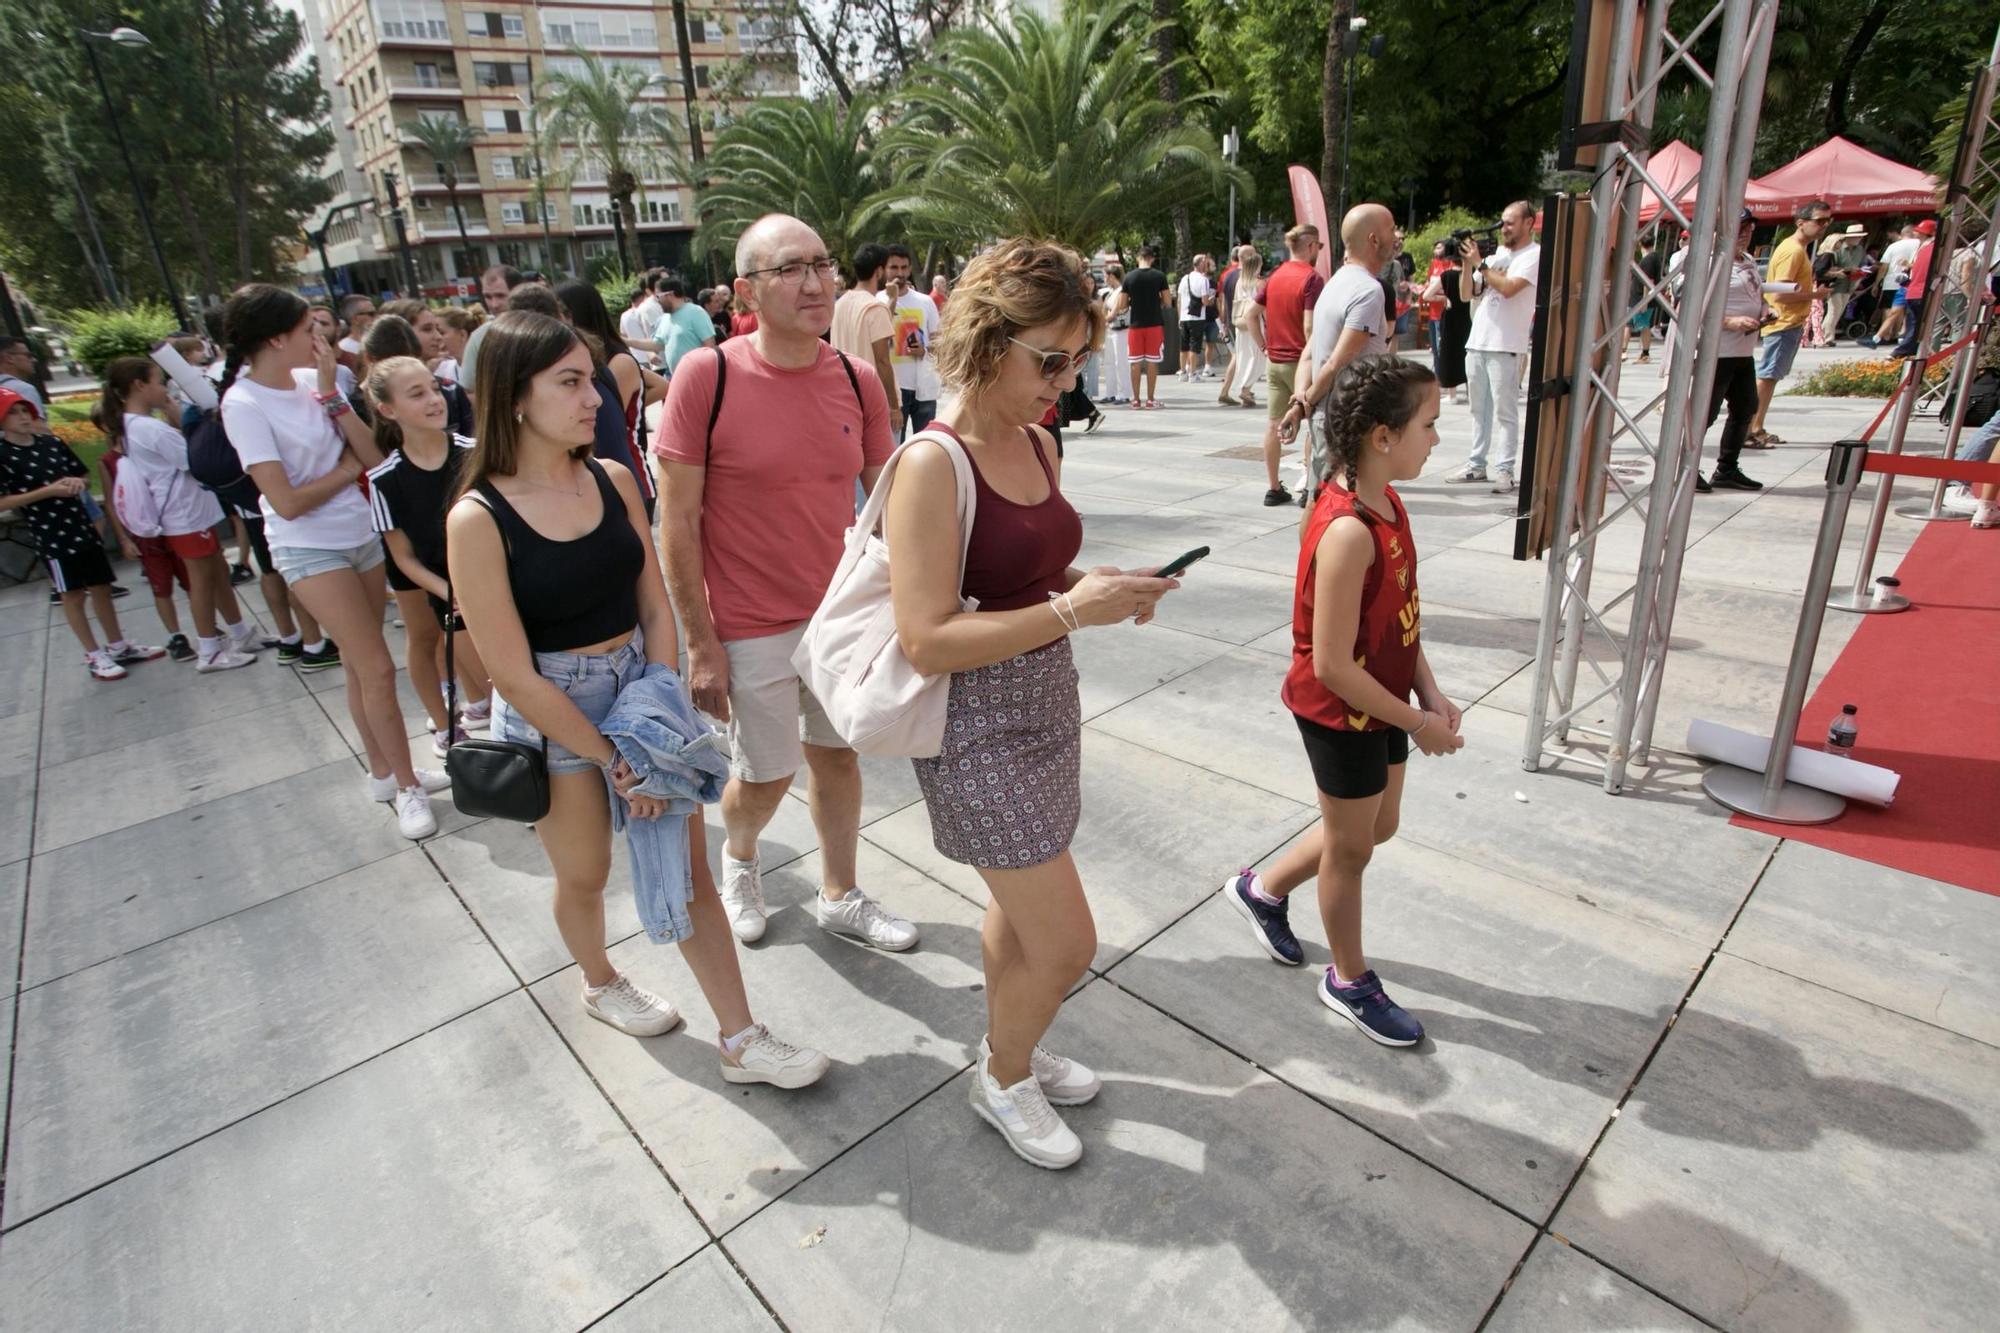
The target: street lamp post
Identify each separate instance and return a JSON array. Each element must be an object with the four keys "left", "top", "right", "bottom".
[
  {"left": 516, "top": 63, "right": 561, "bottom": 277},
  {"left": 1223, "top": 127, "right": 1240, "bottom": 253},
  {"left": 79, "top": 27, "right": 192, "bottom": 331},
  {"left": 382, "top": 170, "right": 420, "bottom": 295}
]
